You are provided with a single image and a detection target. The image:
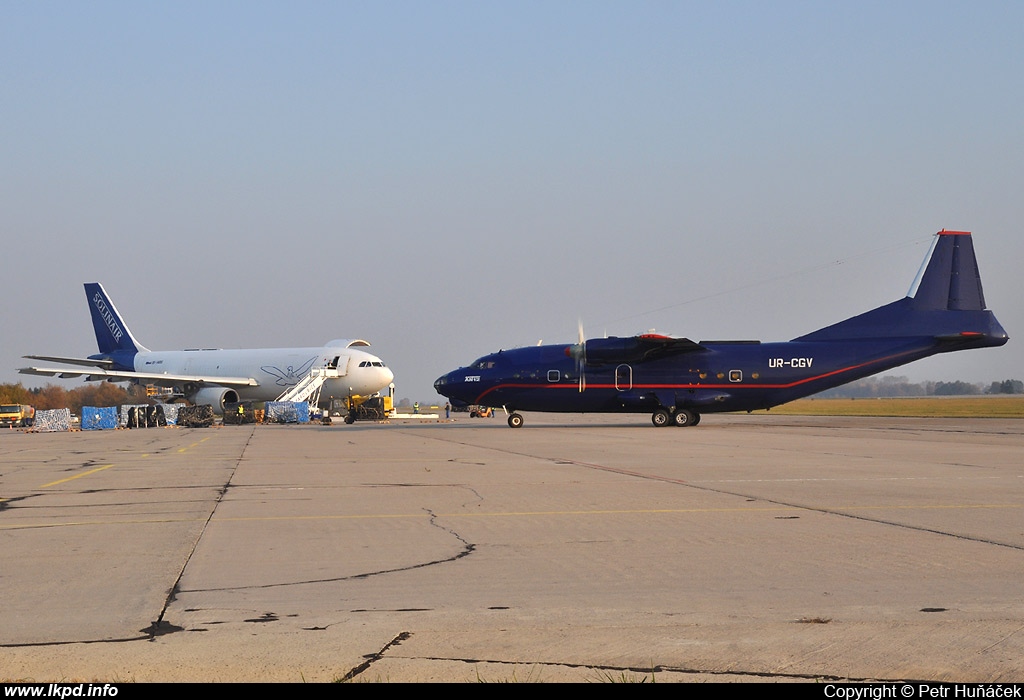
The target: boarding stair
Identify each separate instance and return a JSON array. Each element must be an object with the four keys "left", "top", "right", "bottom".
[{"left": 275, "top": 367, "right": 340, "bottom": 406}]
